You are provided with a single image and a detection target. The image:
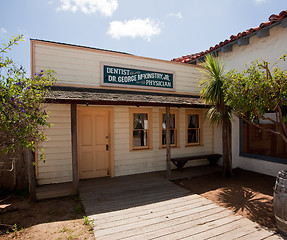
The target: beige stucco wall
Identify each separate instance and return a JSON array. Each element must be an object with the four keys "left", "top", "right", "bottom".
[
  {"left": 213, "top": 23, "right": 287, "bottom": 176},
  {"left": 218, "top": 24, "right": 287, "bottom": 71},
  {"left": 33, "top": 41, "right": 203, "bottom": 94}
]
